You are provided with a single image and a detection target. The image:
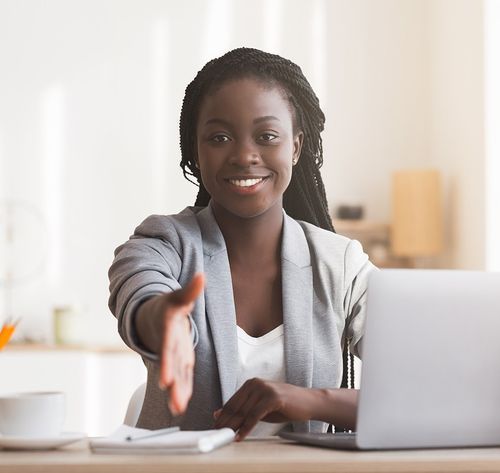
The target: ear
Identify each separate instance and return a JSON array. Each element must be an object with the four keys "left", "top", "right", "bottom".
[
  {"left": 292, "top": 131, "right": 304, "bottom": 165},
  {"left": 194, "top": 149, "right": 200, "bottom": 169}
]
